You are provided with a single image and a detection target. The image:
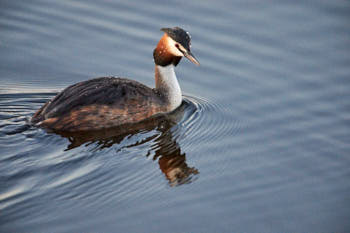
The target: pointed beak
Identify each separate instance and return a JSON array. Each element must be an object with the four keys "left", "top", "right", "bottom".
[{"left": 183, "top": 51, "right": 200, "bottom": 66}]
